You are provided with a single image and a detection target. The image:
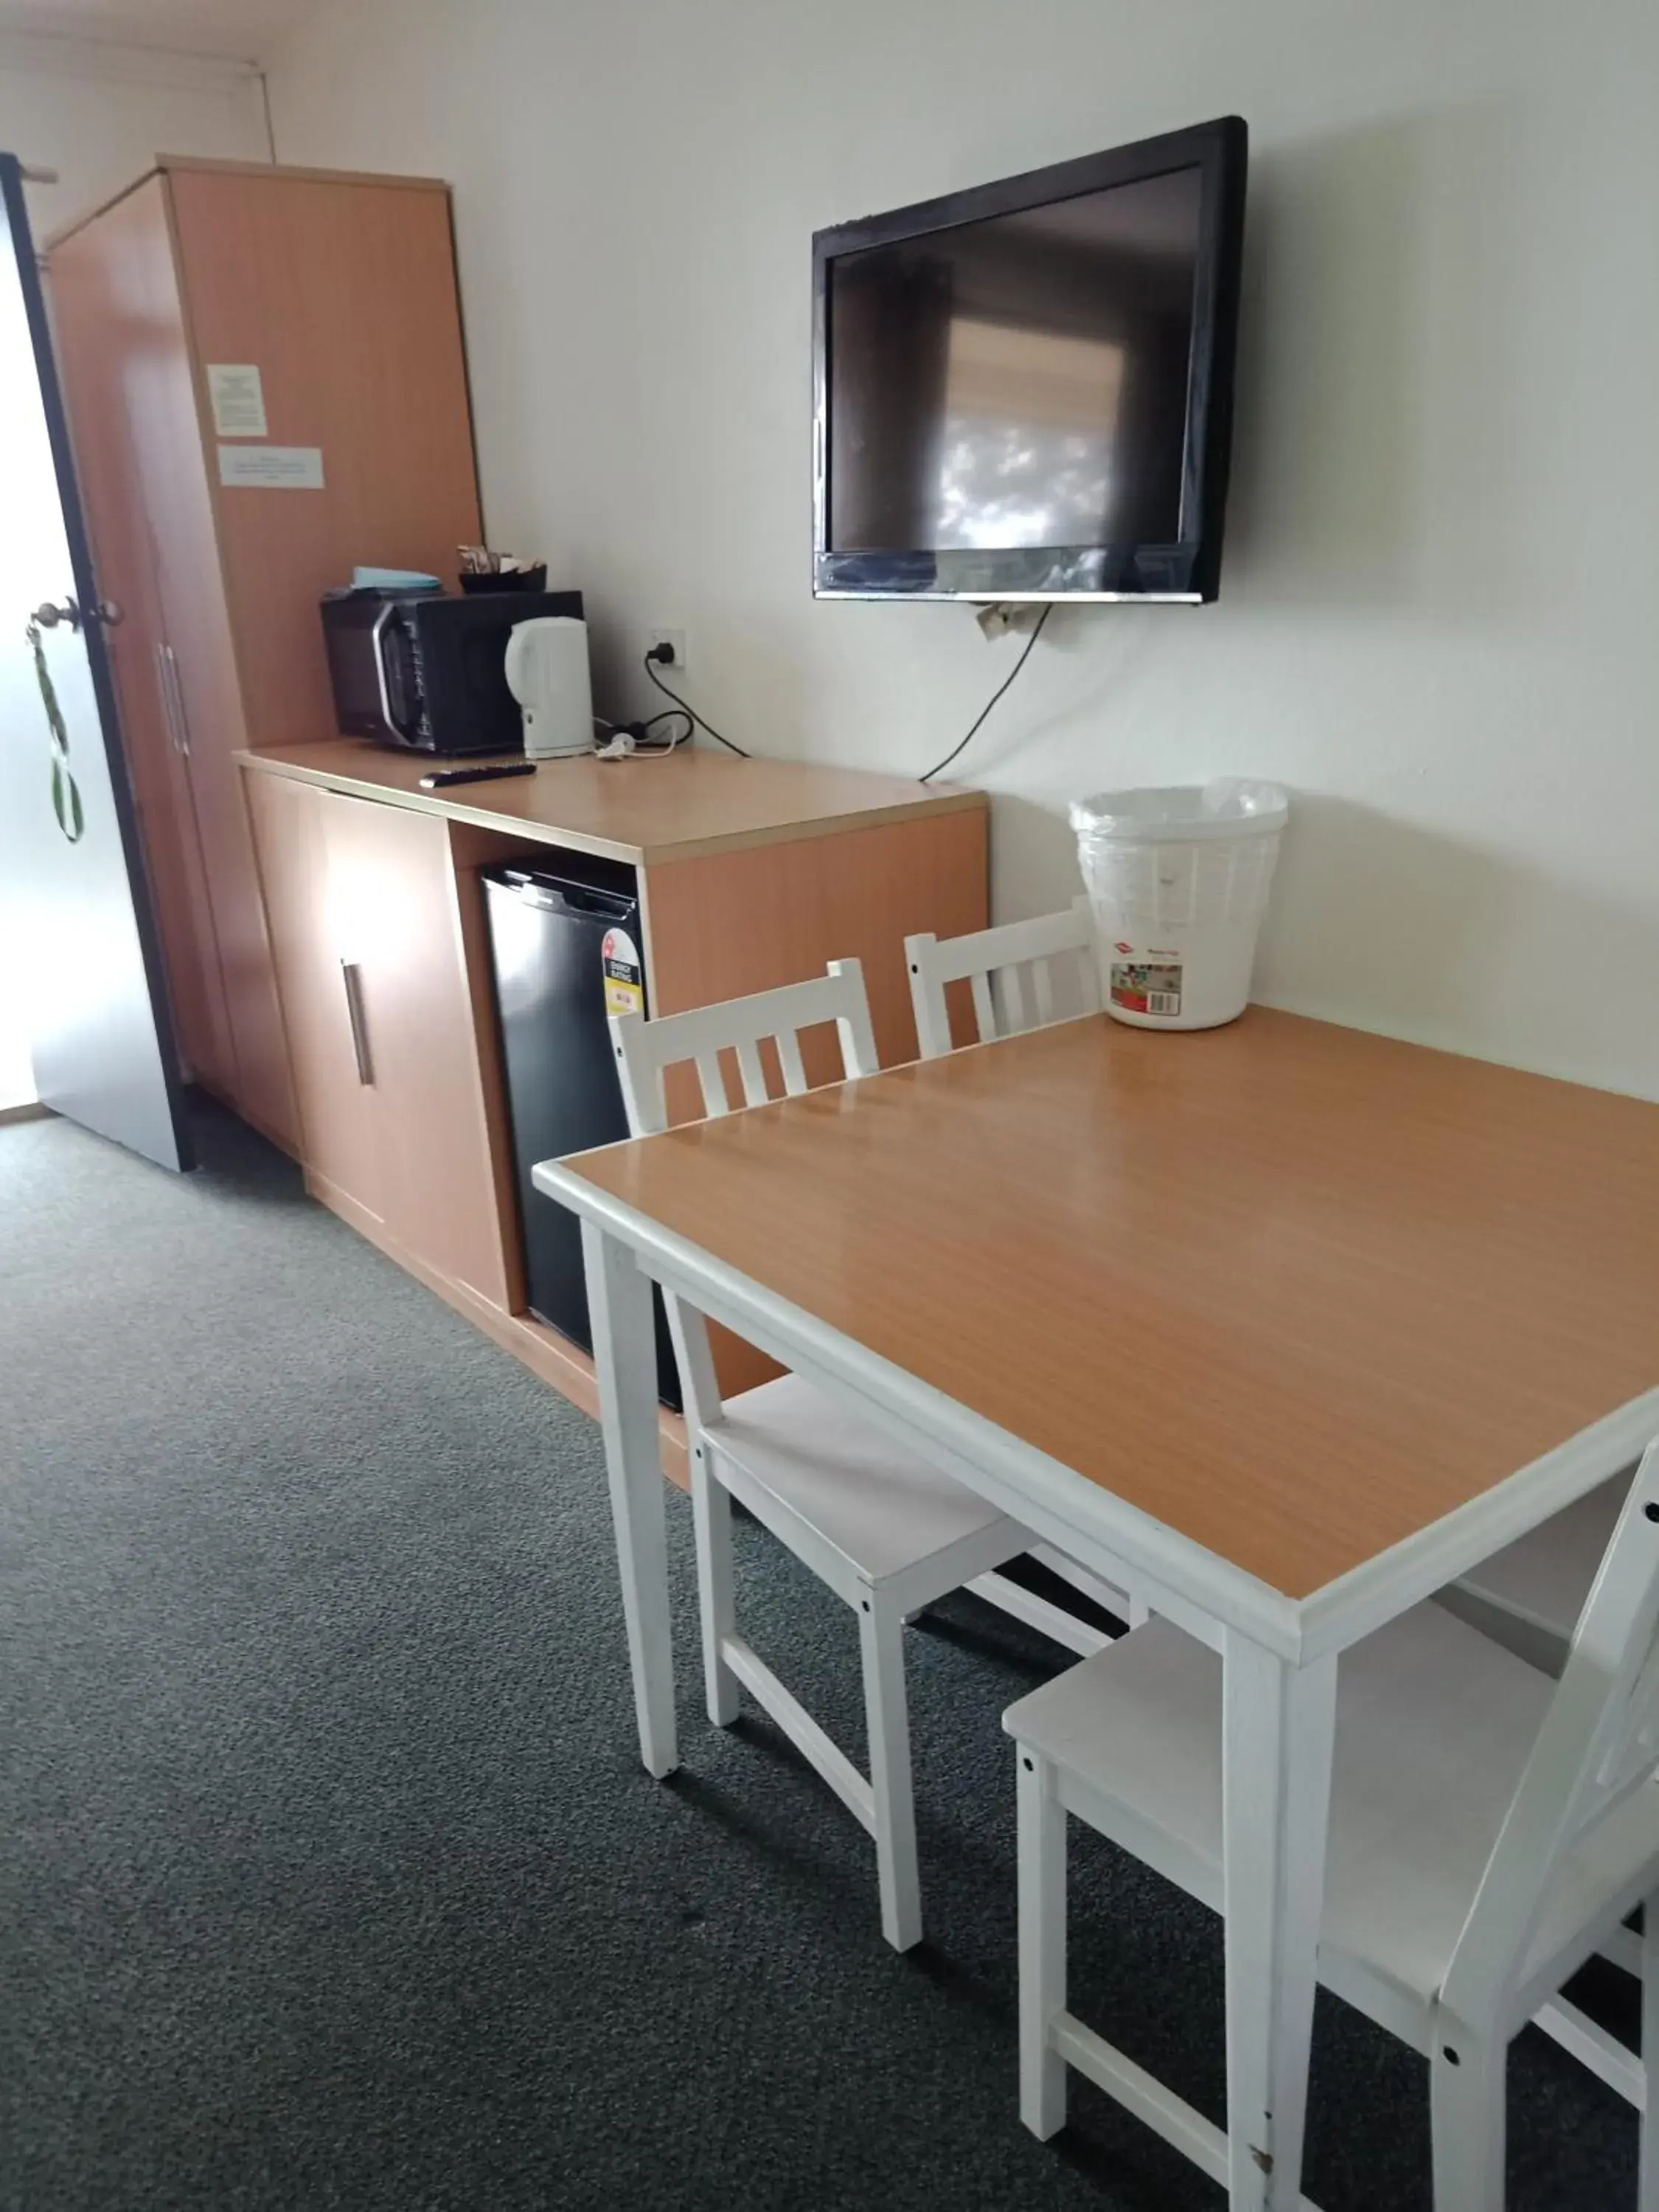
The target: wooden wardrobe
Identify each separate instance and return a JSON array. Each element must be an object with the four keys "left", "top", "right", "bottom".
[{"left": 46, "top": 159, "right": 482, "bottom": 1151}]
